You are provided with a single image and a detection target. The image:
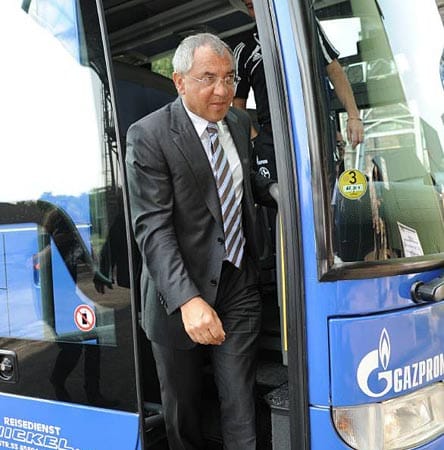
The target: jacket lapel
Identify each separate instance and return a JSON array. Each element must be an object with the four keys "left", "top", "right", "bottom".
[
  {"left": 170, "top": 98, "right": 223, "bottom": 227},
  {"left": 225, "top": 109, "right": 247, "bottom": 163},
  {"left": 225, "top": 108, "right": 257, "bottom": 238},
  {"left": 225, "top": 109, "right": 251, "bottom": 197}
]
